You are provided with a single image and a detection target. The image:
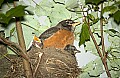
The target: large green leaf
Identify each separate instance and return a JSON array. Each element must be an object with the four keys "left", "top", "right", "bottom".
[
  {"left": 6, "top": 5, "right": 27, "bottom": 18},
  {"left": 79, "top": 23, "right": 90, "bottom": 46},
  {"left": 49, "top": 4, "right": 71, "bottom": 26},
  {"left": 65, "top": 0, "right": 78, "bottom": 9},
  {"left": 80, "top": 58, "right": 104, "bottom": 78},
  {"left": 105, "top": 29, "right": 120, "bottom": 38},
  {"left": 0, "top": 5, "right": 27, "bottom": 24},
  {"left": 0, "top": 13, "right": 11, "bottom": 24},
  {"left": 34, "top": 0, "right": 54, "bottom": 17}
]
